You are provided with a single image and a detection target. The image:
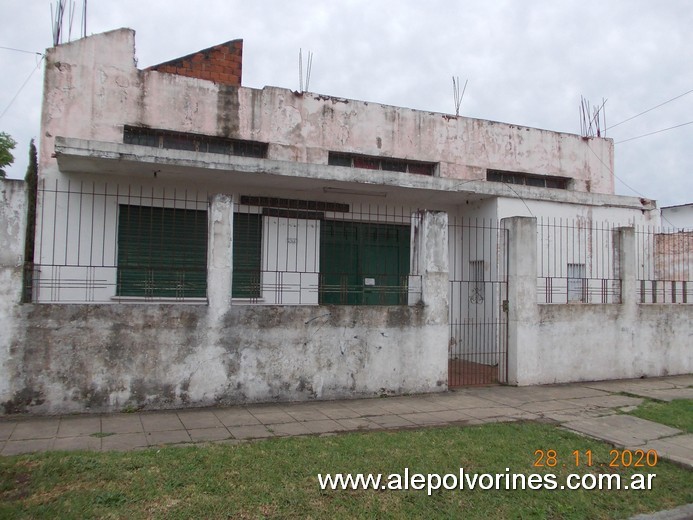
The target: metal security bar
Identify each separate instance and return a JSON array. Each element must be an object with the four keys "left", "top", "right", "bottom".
[
  {"left": 29, "top": 180, "right": 209, "bottom": 303},
  {"left": 537, "top": 218, "right": 621, "bottom": 304},
  {"left": 231, "top": 200, "right": 421, "bottom": 305},
  {"left": 636, "top": 226, "right": 692, "bottom": 304},
  {"left": 448, "top": 217, "right": 508, "bottom": 386}
]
